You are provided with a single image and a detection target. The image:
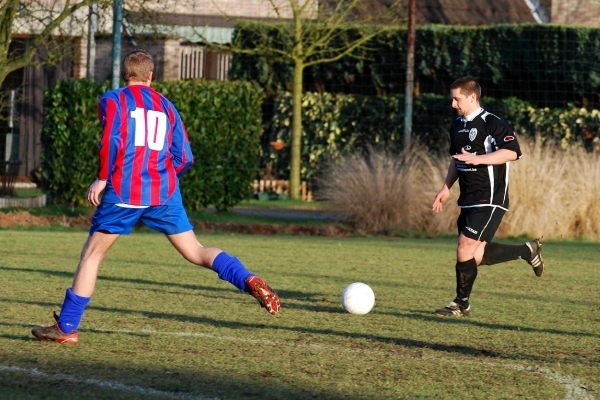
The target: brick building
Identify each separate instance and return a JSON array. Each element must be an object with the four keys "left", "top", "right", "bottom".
[
  {"left": 45, "top": 0, "right": 600, "bottom": 84},
  {"left": 81, "top": 0, "right": 303, "bottom": 82}
]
